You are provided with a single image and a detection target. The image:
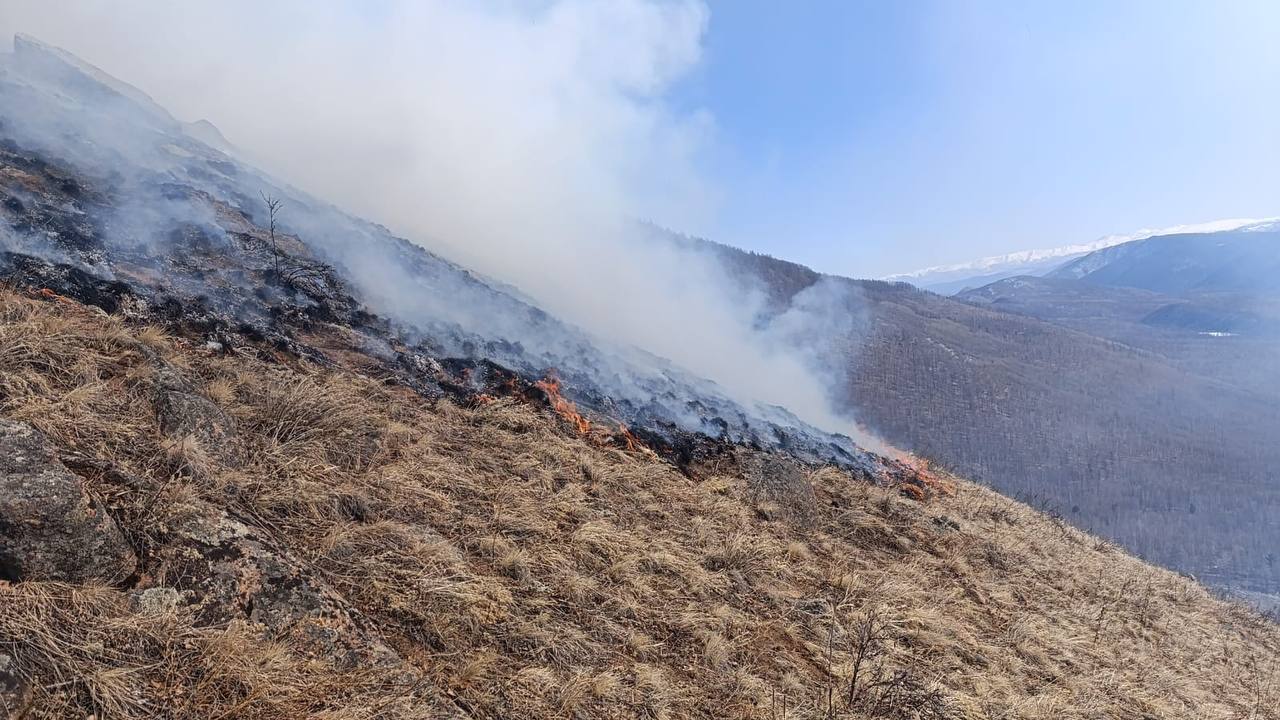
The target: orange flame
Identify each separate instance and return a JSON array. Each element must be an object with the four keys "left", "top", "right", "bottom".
[
  {"left": 893, "top": 453, "right": 957, "bottom": 500},
  {"left": 531, "top": 374, "right": 652, "bottom": 454},
  {"left": 617, "top": 423, "right": 642, "bottom": 452},
  {"left": 34, "top": 288, "right": 75, "bottom": 305},
  {"left": 899, "top": 483, "right": 928, "bottom": 502},
  {"left": 914, "top": 460, "right": 956, "bottom": 496},
  {"left": 534, "top": 374, "right": 591, "bottom": 435}
]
